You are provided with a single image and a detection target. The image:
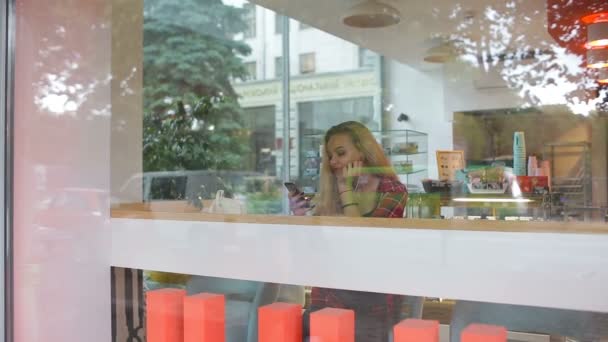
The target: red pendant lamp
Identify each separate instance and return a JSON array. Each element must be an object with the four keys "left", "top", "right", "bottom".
[
  {"left": 584, "top": 19, "right": 608, "bottom": 50},
  {"left": 547, "top": 0, "right": 608, "bottom": 54},
  {"left": 584, "top": 15, "right": 608, "bottom": 84},
  {"left": 548, "top": 0, "right": 608, "bottom": 85},
  {"left": 599, "top": 68, "right": 608, "bottom": 84}
]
